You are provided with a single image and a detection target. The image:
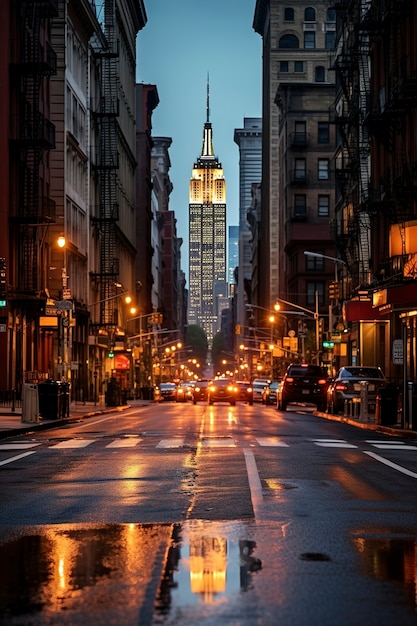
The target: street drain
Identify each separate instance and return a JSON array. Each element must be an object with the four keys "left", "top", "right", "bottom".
[{"left": 299, "top": 552, "right": 331, "bottom": 561}]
